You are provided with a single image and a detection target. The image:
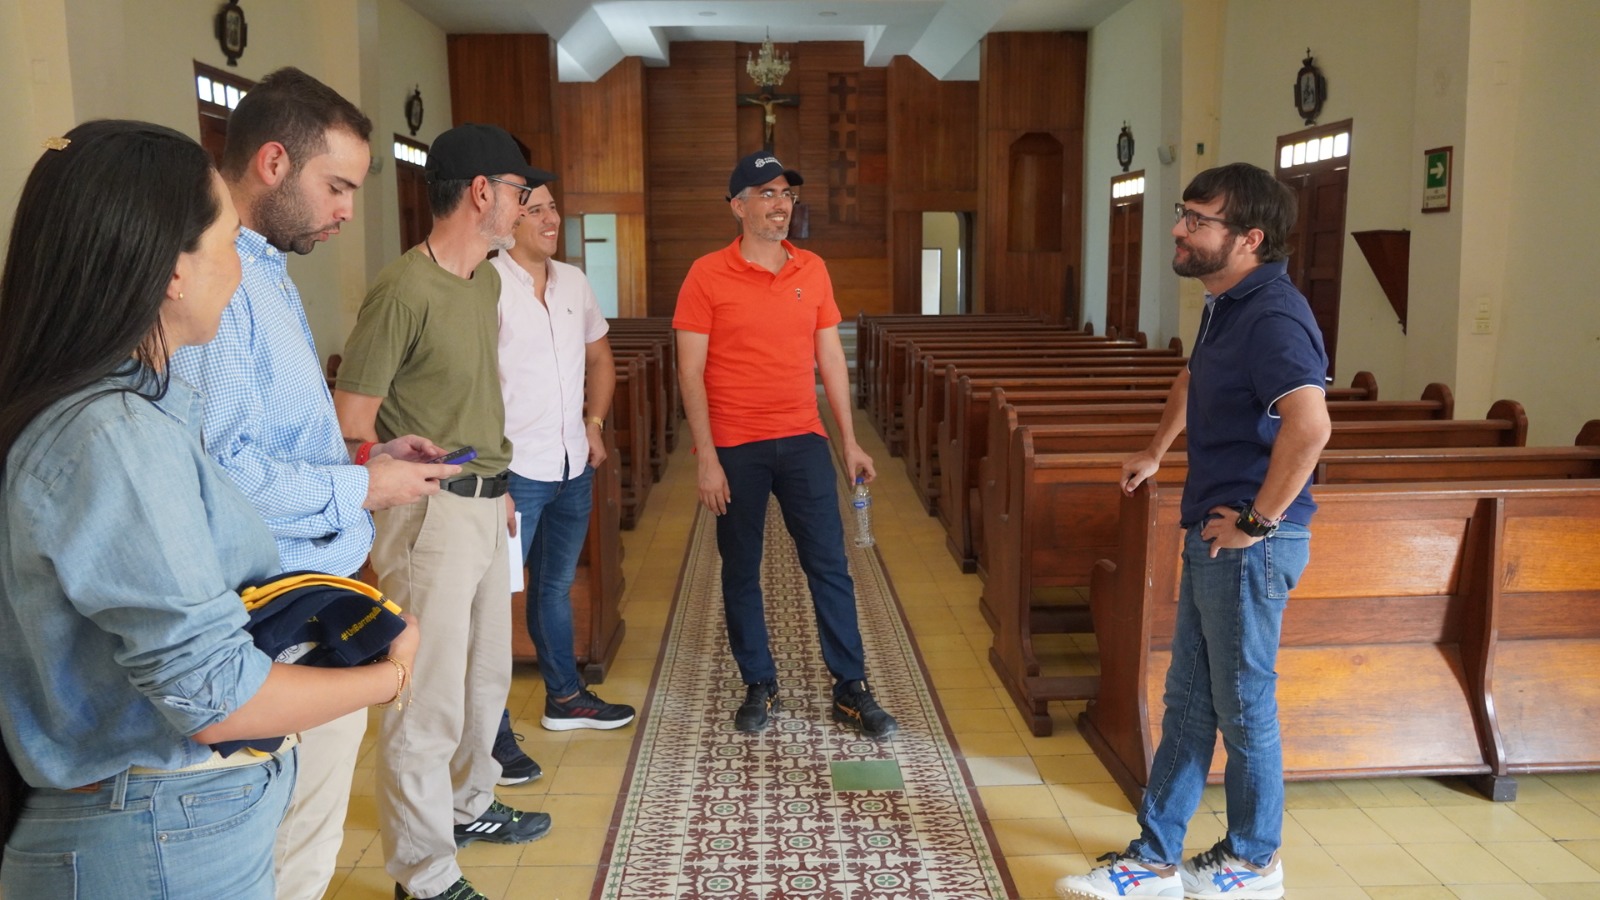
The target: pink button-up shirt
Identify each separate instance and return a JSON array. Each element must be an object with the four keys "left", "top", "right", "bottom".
[{"left": 493, "top": 254, "right": 609, "bottom": 482}]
